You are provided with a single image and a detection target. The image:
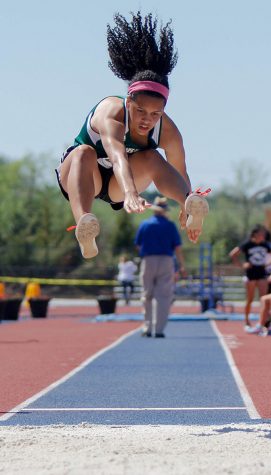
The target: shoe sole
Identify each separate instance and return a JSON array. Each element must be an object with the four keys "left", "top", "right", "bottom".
[
  {"left": 185, "top": 194, "right": 209, "bottom": 242},
  {"left": 75, "top": 213, "right": 100, "bottom": 259}
]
